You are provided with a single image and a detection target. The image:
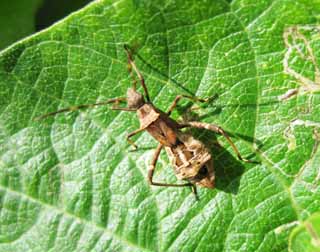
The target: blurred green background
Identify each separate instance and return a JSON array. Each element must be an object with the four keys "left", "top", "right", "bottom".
[{"left": 0, "top": 0, "right": 93, "bottom": 50}]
